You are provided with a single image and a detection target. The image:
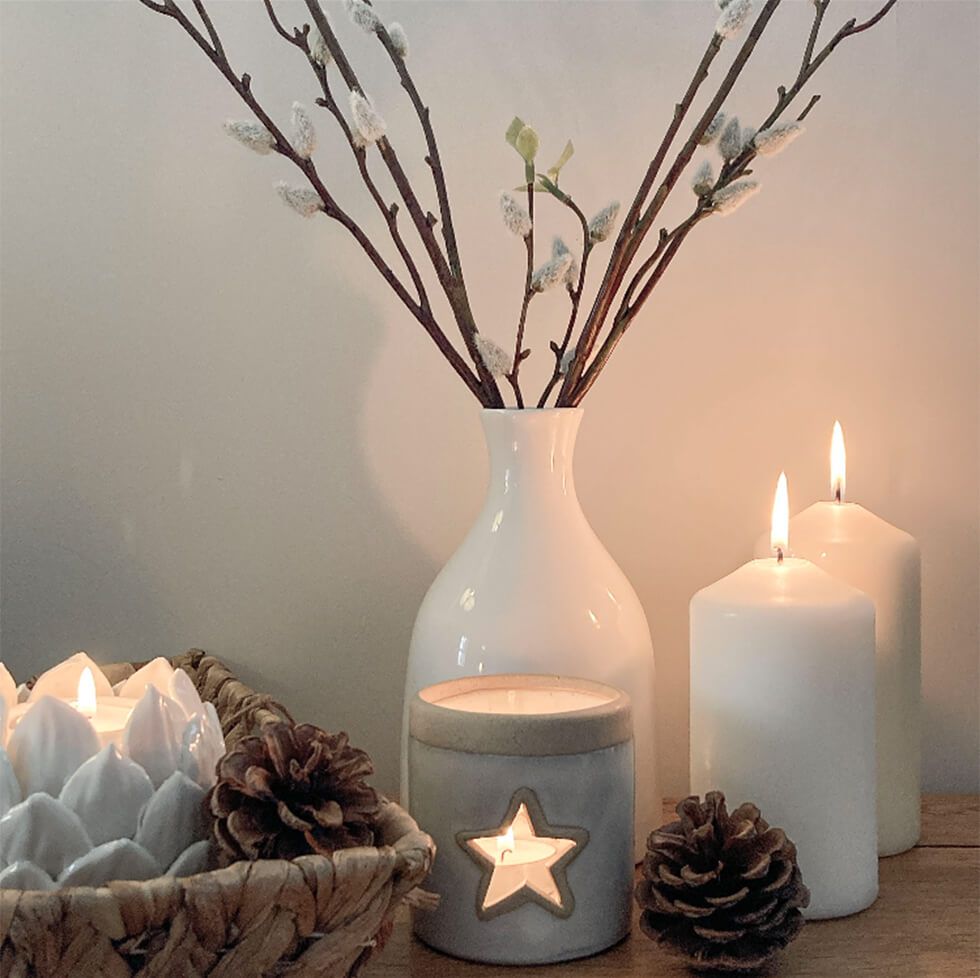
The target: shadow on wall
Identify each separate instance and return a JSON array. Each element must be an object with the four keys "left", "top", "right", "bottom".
[{"left": 0, "top": 253, "right": 437, "bottom": 796}]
